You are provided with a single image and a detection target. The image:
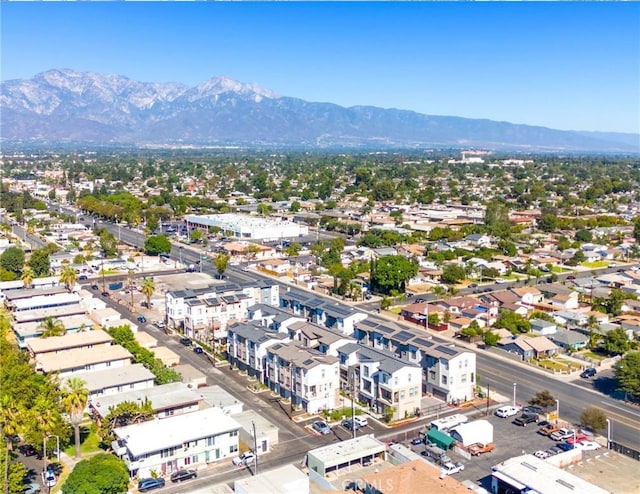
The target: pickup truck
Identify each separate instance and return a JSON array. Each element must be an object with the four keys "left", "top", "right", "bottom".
[
  {"left": 468, "top": 443, "right": 495, "bottom": 456},
  {"left": 440, "top": 462, "right": 465, "bottom": 476},
  {"left": 514, "top": 413, "right": 538, "bottom": 426},
  {"left": 539, "top": 423, "right": 560, "bottom": 436}
]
